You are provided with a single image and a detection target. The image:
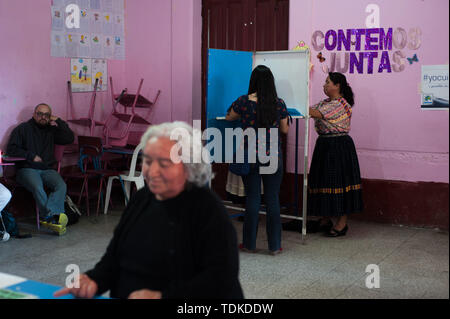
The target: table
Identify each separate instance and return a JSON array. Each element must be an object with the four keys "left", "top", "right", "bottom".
[
  {"left": 1, "top": 156, "right": 25, "bottom": 166},
  {"left": 0, "top": 272, "right": 106, "bottom": 299}
]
